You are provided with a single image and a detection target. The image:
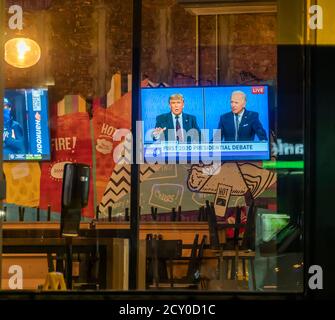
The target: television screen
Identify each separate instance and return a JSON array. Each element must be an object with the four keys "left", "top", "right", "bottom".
[
  {"left": 3, "top": 88, "right": 51, "bottom": 161},
  {"left": 141, "top": 85, "right": 270, "bottom": 163}
]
